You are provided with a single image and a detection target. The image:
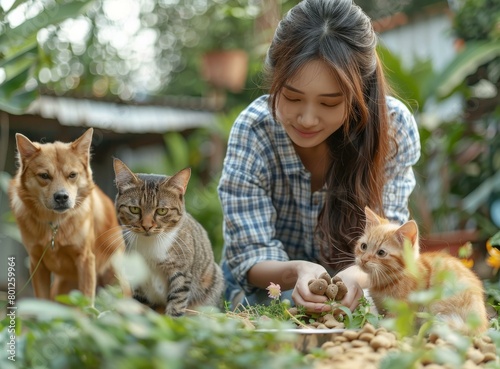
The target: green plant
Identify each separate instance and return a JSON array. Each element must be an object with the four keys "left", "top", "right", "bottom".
[
  {"left": 0, "top": 0, "right": 95, "bottom": 114},
  {"left": 453, "top": 0, "right": 500, "bottom": 42},
  {"left": 380, "top": 40, "right": 500, "bottom": 237},
  {"left": 0, "top": 288, "right": 308, "bottom": 369},
  {"left": 338, "top": 297, "right": 382, "bottom": 329}
]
